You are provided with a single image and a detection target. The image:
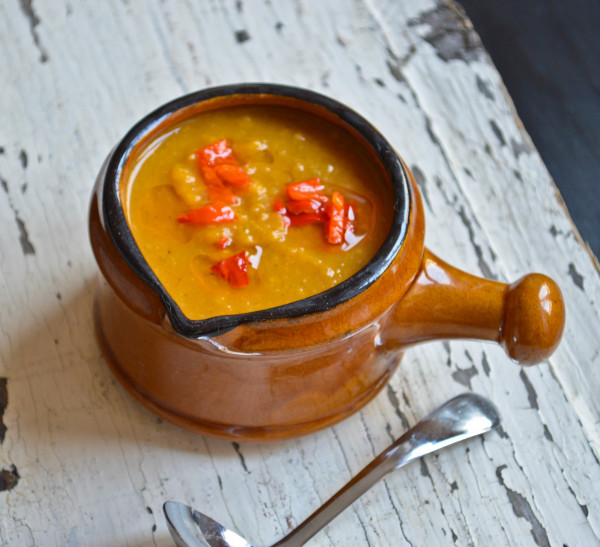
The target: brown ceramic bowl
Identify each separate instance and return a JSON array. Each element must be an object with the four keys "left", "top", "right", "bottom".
[{"left": 89, "top": 84, "right": 565, "bottom": 442}]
